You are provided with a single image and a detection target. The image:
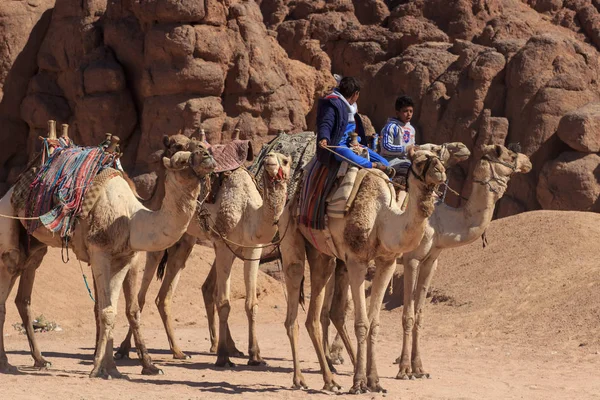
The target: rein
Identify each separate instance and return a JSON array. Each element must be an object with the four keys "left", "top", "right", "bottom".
[
  {"left": 195, "top": 166, "right": 290, "bottom": 262},
  {"left": 472, "top": 156, "right": 516, "bottom": 194}
]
